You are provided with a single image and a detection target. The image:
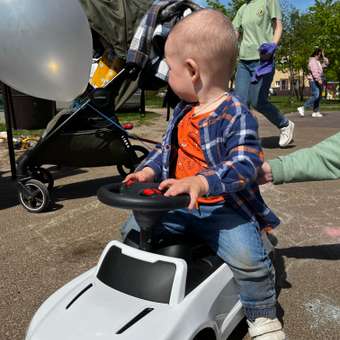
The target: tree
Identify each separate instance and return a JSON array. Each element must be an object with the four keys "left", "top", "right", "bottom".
[
  {"left": 206, "top": 0, "right": 245, "bottom": 18},
  {"left": 206, "top": 0, "right": 340, "bottom": 98},
  {"left": 308, "top": 0, "right": 340, "bottom": 84},
  {"left": 276, "top": 4, "right": 316, "bottom": 100},
  {"left": 205, "top": 0, "right": 228, "bottom": 16}
]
